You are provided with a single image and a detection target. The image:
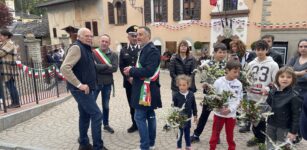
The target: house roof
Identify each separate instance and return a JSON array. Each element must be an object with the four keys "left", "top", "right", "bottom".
[
  {"left": 15, "top": 12, "right": 41, "bottom": 19},
  {"left": 62, "top": 26, "right": 79, "bottom": 33},
  {"left": 11, "top": 18, "right": 49, "bottom": 38},
  {"left": 37, "top": 0, "right": 75, "bottom": 8}
]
